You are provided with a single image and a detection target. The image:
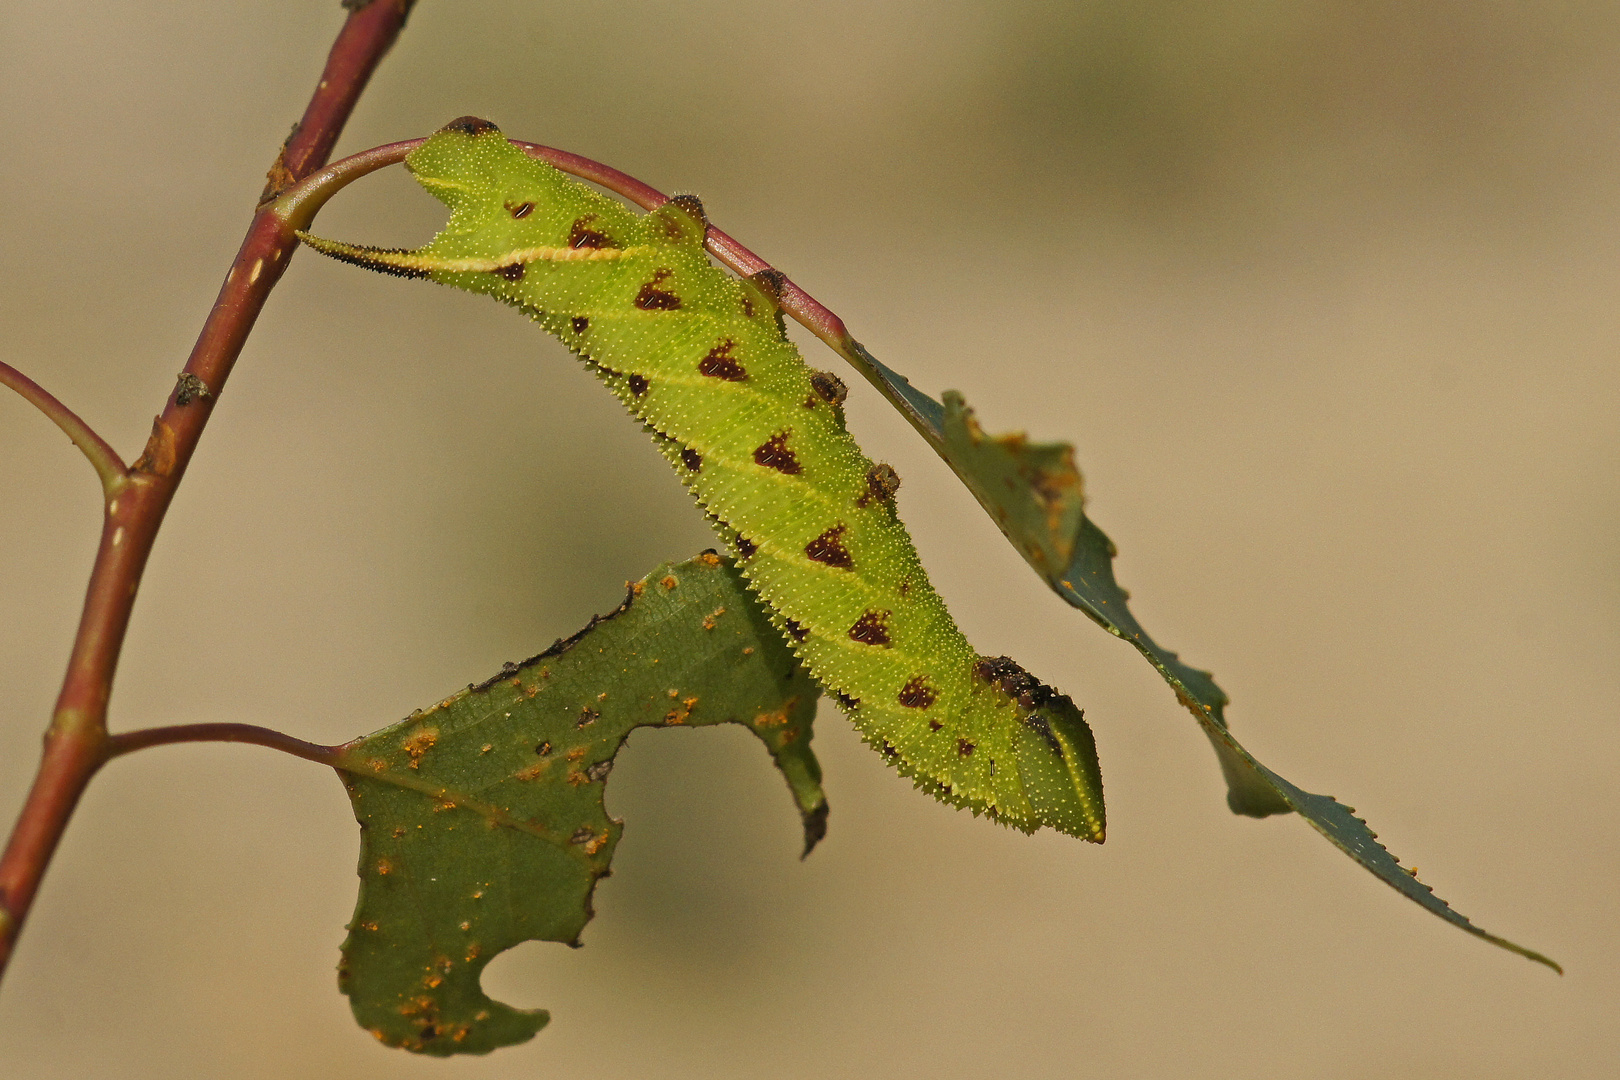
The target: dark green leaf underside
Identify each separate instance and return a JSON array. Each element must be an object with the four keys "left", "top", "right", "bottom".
[
  {"left": 332, "top": 554, "right": 825, "bottom": 1055},
  {"left": 839, "top": 342, "right": 1557, "bottom": 971}
]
